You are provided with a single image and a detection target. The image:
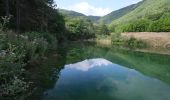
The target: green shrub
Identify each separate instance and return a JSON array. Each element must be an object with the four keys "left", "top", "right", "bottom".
[
  {"left": 0, "top": 31, "right": 56, "bottom": 99},
  {"left": 0, "top": 46, "right": 28, "bottom": 98},
  {"left": 24, "top": 32, "right": 58, "bottom": 50},
  {"left": 149, "top": 13, "right": 170, "bottom": 32},
  {"left": 111, "top": 33, "right": 125, "bottom": 46},
  {"left": 124, "top": 37, "right": 147, "bottom": 49},
  {"left": 111, "top": 33, "right": 147, "bottom": 49},
  {"left": 0, "top": 15, "right": 59, "bottom": 99},
  {"left": 114, "top": 19, "right": 151, "bottom": 33}
]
